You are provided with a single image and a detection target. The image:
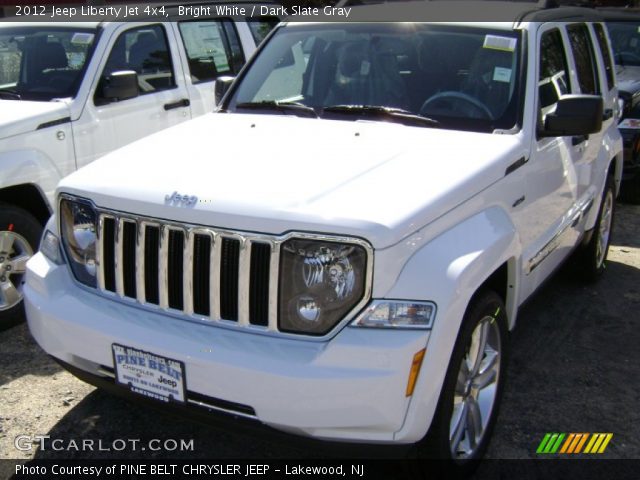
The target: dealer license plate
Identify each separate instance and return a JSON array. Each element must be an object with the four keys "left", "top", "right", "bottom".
[{"left": 112, "top": 344, "right": 186, "bottom": 404}]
